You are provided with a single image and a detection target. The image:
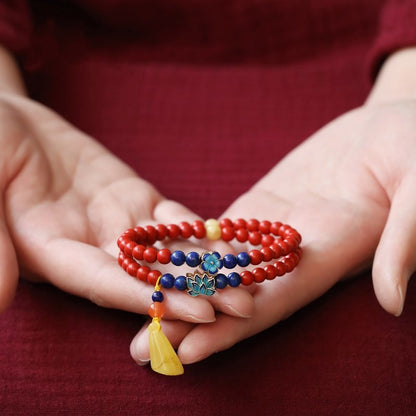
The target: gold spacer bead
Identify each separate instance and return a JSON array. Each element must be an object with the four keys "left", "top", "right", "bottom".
[{"left": 204, "top": 218, "right": 221, "bottom": 240}]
